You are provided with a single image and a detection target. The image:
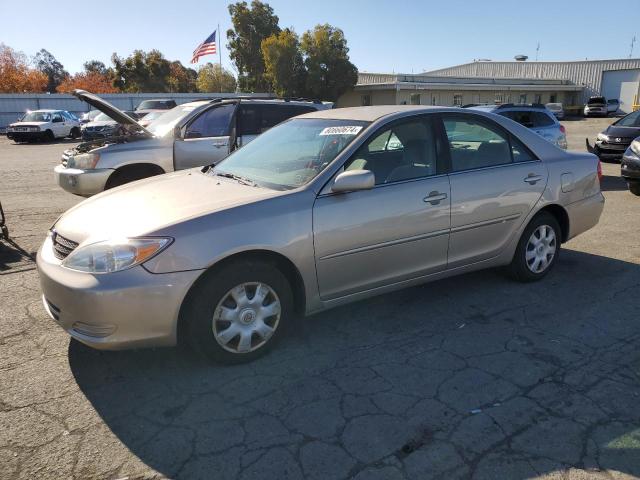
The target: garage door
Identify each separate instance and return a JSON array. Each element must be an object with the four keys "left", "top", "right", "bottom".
[{"left": 601, "top": 69, "right": 640, "bottom": 113}]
